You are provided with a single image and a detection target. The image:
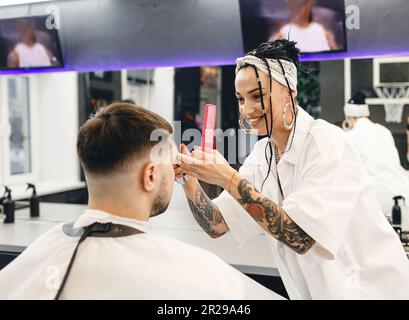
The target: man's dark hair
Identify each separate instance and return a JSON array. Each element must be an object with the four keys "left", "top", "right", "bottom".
[
  {"left": 349, "top": 90, "right": 368, "bottom": 105},
  {"left": 120, "top": 99, "right": 136, "bottom": 105},
  {"left": 77, "top": 102, "right": 173, "bottom": 174}
]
